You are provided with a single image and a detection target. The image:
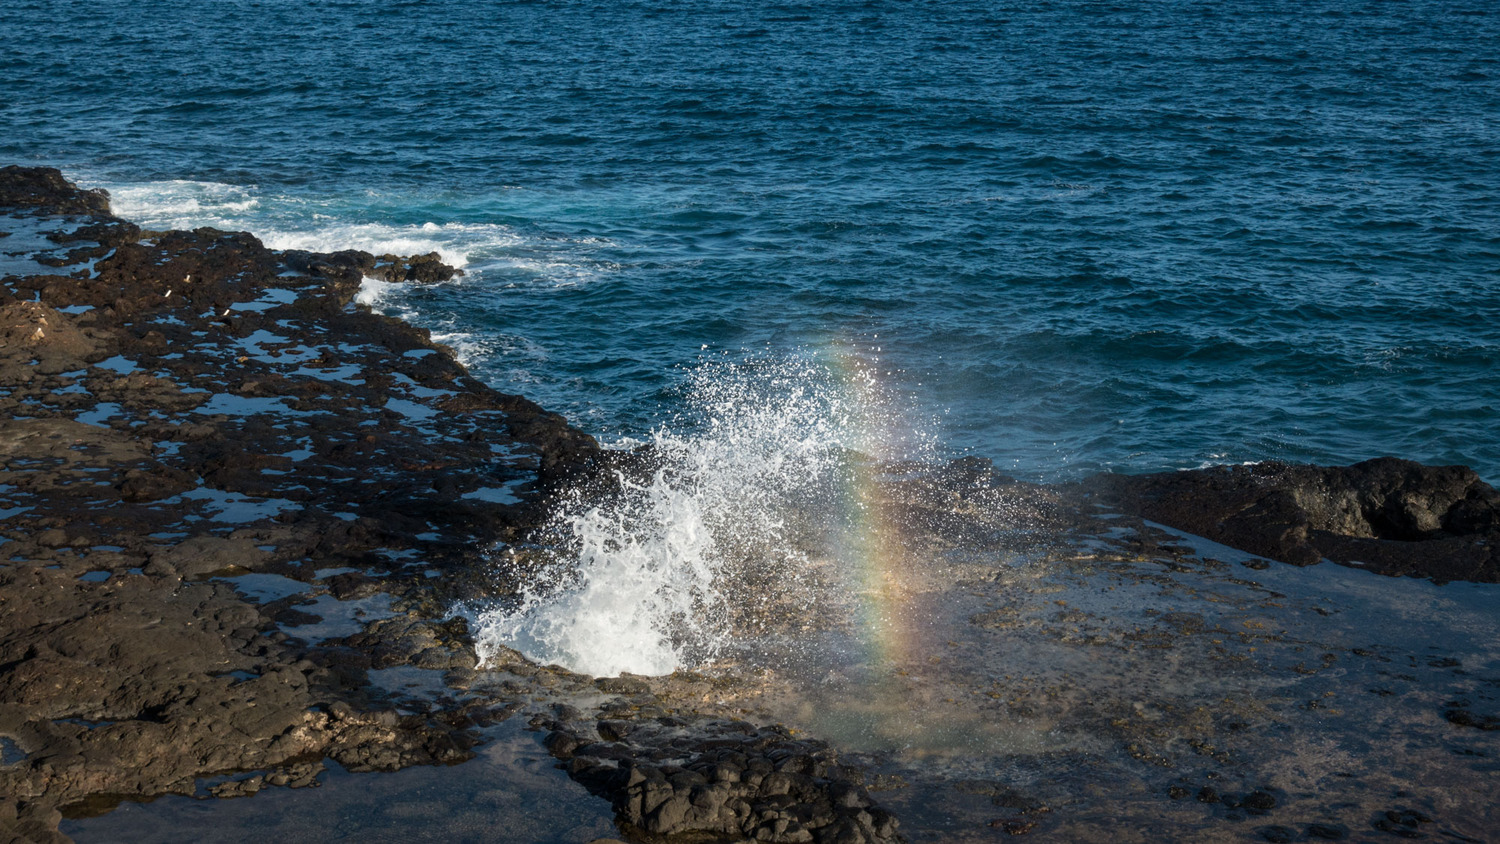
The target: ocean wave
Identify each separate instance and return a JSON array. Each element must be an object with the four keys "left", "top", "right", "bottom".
[
  {"left": 103, "top": 178, "right": 262, "bottom": 222},
  {"left": 259, "top": 221, "right": 519, "bottom": 269},
  {"left": 79, "top": 176, "right": 526, "bottom": 270}
]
